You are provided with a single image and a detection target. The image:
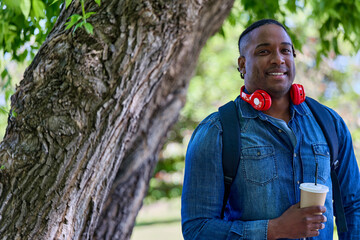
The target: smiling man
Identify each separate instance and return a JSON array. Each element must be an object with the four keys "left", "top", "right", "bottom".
[
  {"left": 238, "top": 22, "right": 296, "bottom": 122},
  {"left": 181, "top": 19, "right": 360, "bottom": 240}
]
